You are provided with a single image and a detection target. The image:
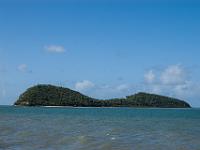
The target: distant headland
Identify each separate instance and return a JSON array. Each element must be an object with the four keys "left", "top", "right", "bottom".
[{"left": 14, "top": 84, "right": 191, "bottom": 108}]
